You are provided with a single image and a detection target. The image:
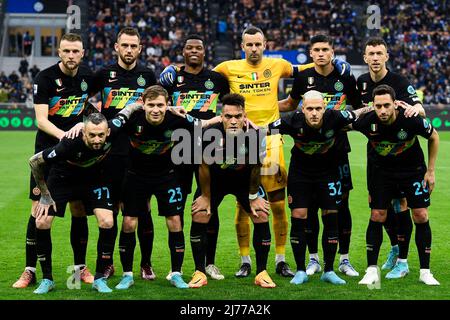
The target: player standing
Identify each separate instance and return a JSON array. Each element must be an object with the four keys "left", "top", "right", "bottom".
[
  {"left": 279, "top": 34, "right": 362, "bottom": 277},
  {"left": 13, "top": 33, "right": 95, "bottom": 288}
]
